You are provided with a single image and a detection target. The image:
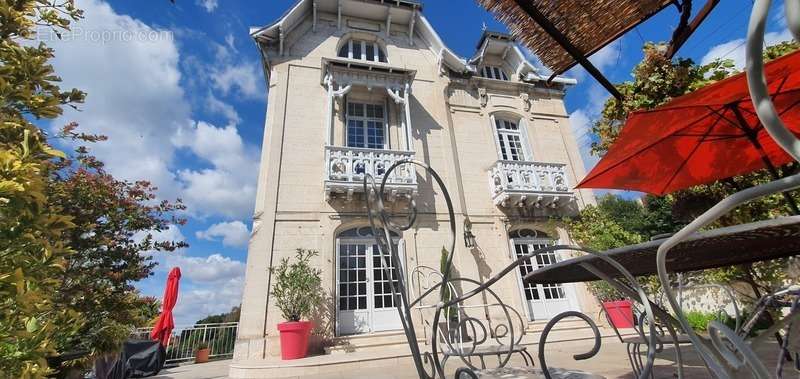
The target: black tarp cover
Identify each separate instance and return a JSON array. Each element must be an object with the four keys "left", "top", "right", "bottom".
[
  {"left": 97, "top": 339, "right": 166, "bottom": 379},
  {"left": 124, "top": 339, "right": 166, "bottom": 378}
]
